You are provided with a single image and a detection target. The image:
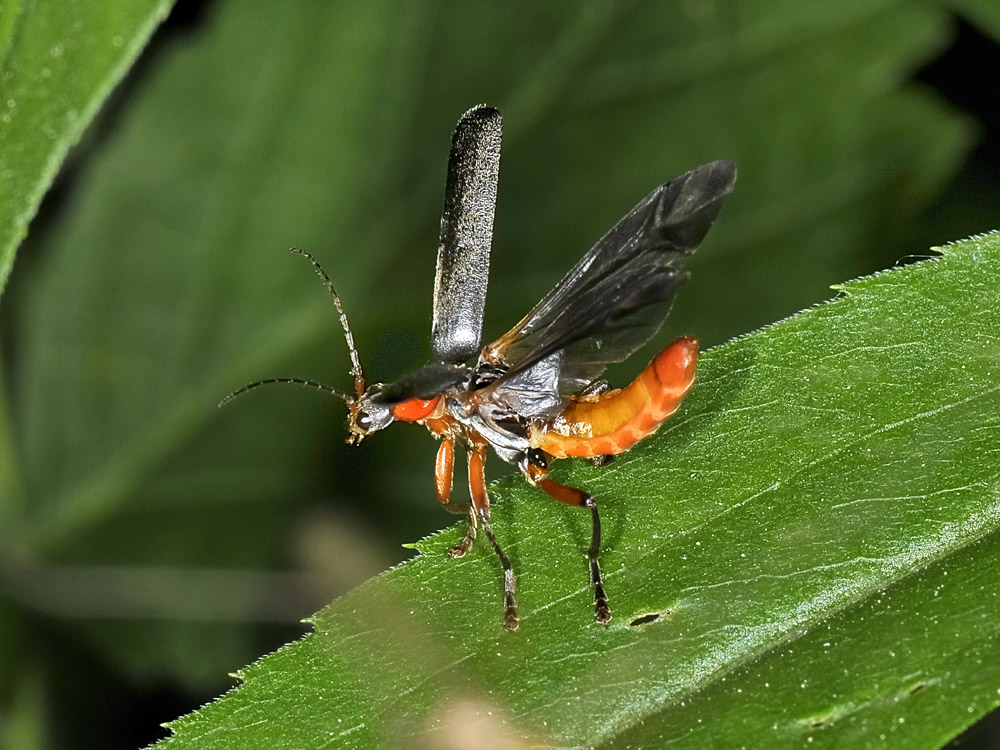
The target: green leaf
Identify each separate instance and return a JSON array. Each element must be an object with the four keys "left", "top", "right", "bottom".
[
  {"left": 3, "top": 0, "right": 970, "bottom": 688},
  {"left": 4, "top": 2, "right": 990, "bottom": 743},
  {"left": 0, "top": 0, "right": 174, "bottom": 297},
  {"left": 155, "top": 235, "right": 1000, "bottom": 747},
  {"left": 948, "top": 0, "right": 1000, "bottom": 39}
]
